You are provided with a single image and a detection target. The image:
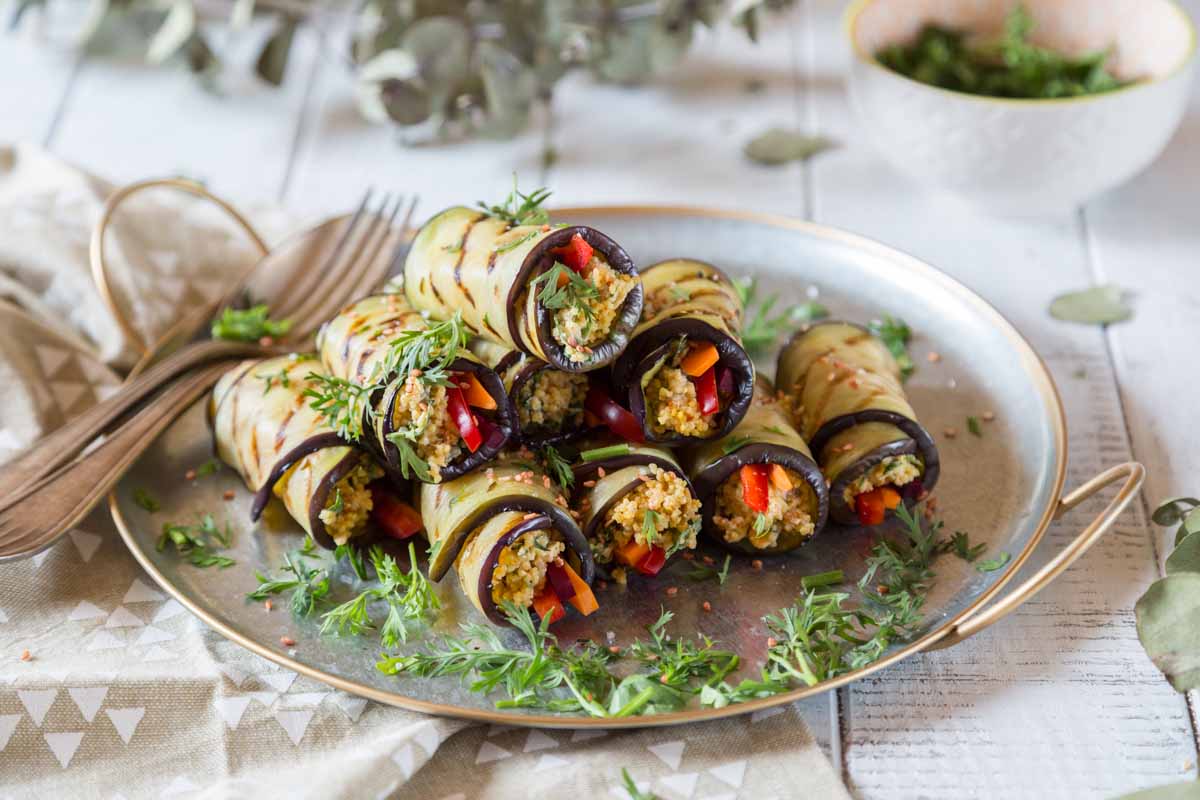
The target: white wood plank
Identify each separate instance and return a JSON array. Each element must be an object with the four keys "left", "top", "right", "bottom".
[
  {"left": 0, "top": 5, "right": 79, "bottom": 144},
  {"left": 282, "top": 54, "right": 546, "bottom": 218},
  {"left": 800, "top": 0, "right": 1197, "bottom": 796},
  {"left": 546, "top": 9, "right": 807, "bottom": 215},
  {"left": 49, "top": 23, "right": 319, "bottom": 203},
  {"left": 1084, "top": 0, "right": 1200, "bottom": 750}
]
